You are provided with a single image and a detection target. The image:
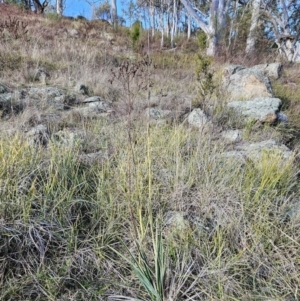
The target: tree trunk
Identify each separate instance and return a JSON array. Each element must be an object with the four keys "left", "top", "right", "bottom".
[
  {"left": 166, "top": 13, "right": 169, "bottom": 37},
  {"left": 245, "top": 0, "right": 261, "bottom": 54},
  {"left": 32, "top": 0, "right": 47, "bottom": 13},
  {"left": 149, "top": 4, "right": 155, "bottom": 37},
  {"left": 261, "top": 0, "right": 297, "bottom": 62},
  {"left": 111, "top": 0, "right": 117, "bottom": 27},
  {"left": 170, "top": 0, "right": 178, "bottom": 47},
  {"left": 293, "top": 43, "right": 300, "bottom": 62},
  {"left": 180, "top": 0, "right": 209, "bottom": 33},
  {"left": 277, "top": 37, "right": 295, "bottom": 62},
  {"left": 160, "top": 0, "right": 164, "bottom": 48},
  {"left": 187, "top": 14, "right": 191, "bottom": 39},
  {"left": 174, "top": 10, "right": 178, "bottom": 36},
  {"left": 207, "top": 32, "right": 218, "bottom": 56},
  {"left": 179, "top": 0, "right": 224, "bottom": 56},
  {"left": 166, "top": 0, "right": 172, "bottom": 38},
  {"left": 56, "top": 0, "right": 63, "bottom": 16},
  {"left": 23, "top": 0, "right": 31, "bottom": 10}
]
